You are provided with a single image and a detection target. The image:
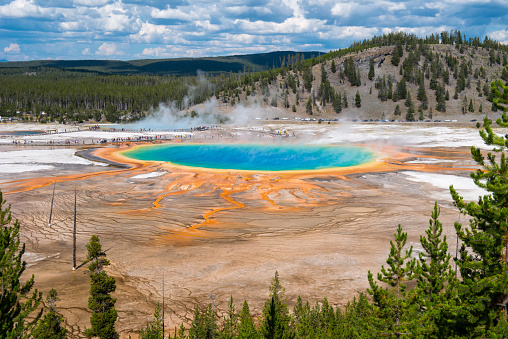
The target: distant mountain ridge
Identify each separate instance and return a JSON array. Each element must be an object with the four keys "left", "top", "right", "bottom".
[{"left": 0, "top": 51, "right": 321, "bottom": 76}]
